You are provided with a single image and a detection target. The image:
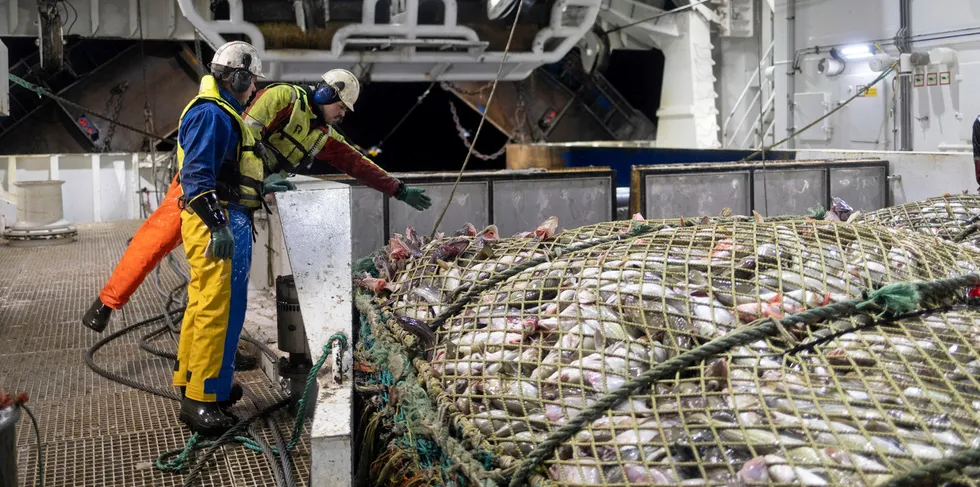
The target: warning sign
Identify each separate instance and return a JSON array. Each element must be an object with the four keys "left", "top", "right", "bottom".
[
  {"left": 927, "top": 73, "right": 938, "bottom": 86},
  {"left": 914, "top": 73, "right": 925, "bottom": 87},
  {"left": 940, "top": 72, "right": 951, "bottom": 85},
  {"left": 856, "top": 85, "right": 878, "bottom": 97}
]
